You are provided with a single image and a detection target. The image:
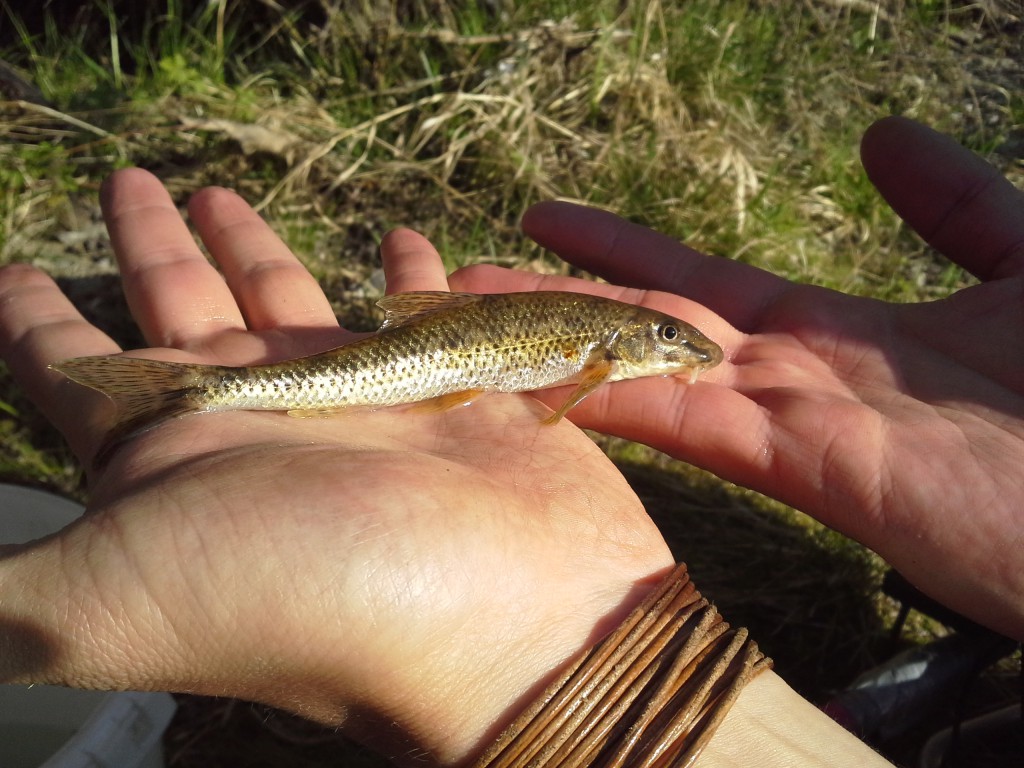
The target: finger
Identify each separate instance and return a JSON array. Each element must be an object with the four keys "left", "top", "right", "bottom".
[
  {"left": 520, "top": 202, "right": 790, "bottom": 331},
  {"left": 553, "top": 373, "right": 882, "bottom": 549},
  {"left": 101, "top": 169, "right": 246, "bottom": 349},
  {"left": 448, "top": 262, "right": 581, "bottom": 294},
  {"left": 378, "top": 228, "right": 452, "bottom": 293},
  {"left": 861, "top": 116, "right": 1024, "bottom": 281},
  {"left": 0, "top": 265, "right": 120, "bottom": 457},
  {"left": 187, "top": 187, "right": 338, "bottom": 331},
  {"left": 533, "top": 375, "right": 762, "bottom": 469}
]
